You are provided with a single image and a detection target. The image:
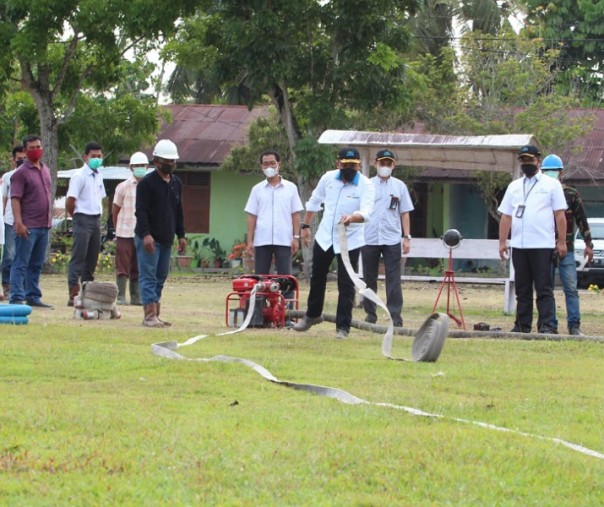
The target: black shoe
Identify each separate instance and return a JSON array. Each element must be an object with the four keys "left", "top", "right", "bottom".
[
  {"left": 511, "top": 325, "right": 530, "bottom": 333},
  {"left": 392, "top": 320, "right": 403, "bottom": 328},
  {"left": 9, "top": 300, "right": 25, "bottom": 305},
  {"left": 26, "top": 300, "right": 54, "bottom": 309},
  {"left": 364, "top": 315, "right": 377, "bottom": 324},
  {"left": 538, "top": 326, "right": 557, "bottom": 334},
  {"left": 568, "top": 325, "right": 583, "bottom": 336}
]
